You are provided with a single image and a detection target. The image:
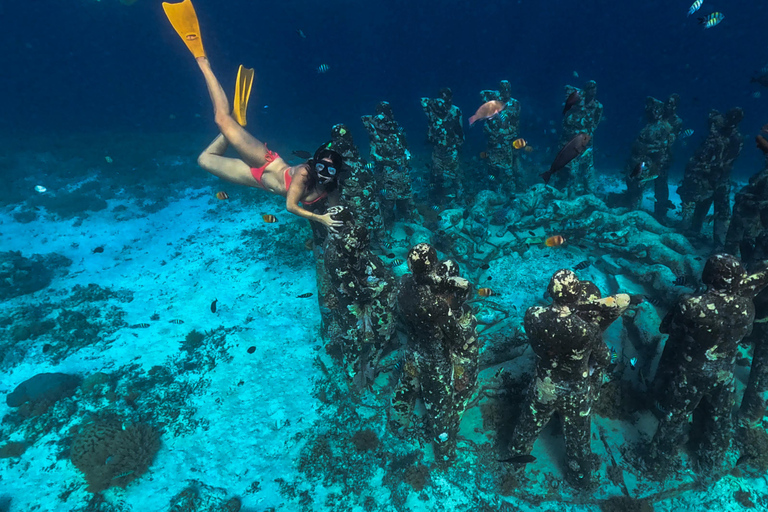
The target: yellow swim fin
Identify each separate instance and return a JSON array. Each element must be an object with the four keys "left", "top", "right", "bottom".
[
  {"left": 162, "top": 0, "right": 205, "bottom": 59},
  {"left": 233, "top": 65, "right": 255, "bottom": 126}
]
